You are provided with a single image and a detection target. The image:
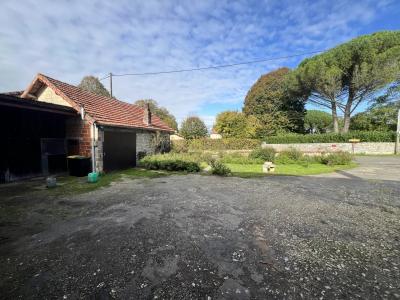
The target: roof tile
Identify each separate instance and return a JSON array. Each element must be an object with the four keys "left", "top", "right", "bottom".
[{"left": 36, "top": 74, "right": 174, "bottom": 132}]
